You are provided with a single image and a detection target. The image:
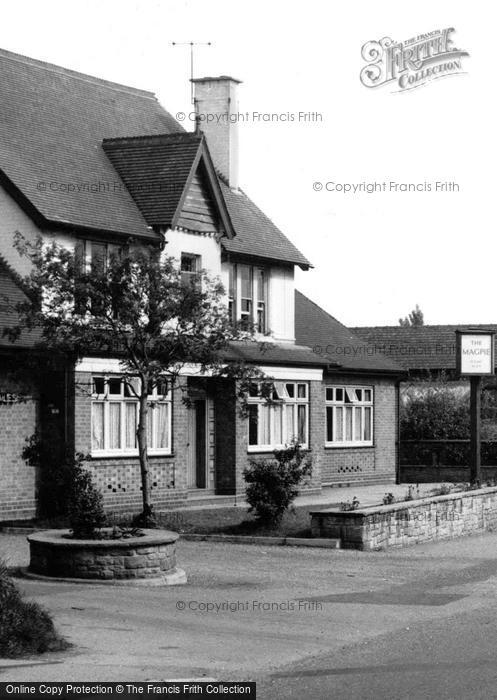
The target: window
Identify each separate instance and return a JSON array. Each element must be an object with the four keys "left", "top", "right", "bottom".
[
  {"left": 227, "top": 263, "right": 268, "bottom": 333},
  {"left": 75, "top": 239, "right": 123, "bottom": 315},
  {"left": 325, "top": 386, "right": 373, "bottom": 446},
  {"left": 91, "top": 376, "right": 172, "bottom": 455},
  {"left": 76, "top": 240, "right": 122, "bottom": 273},
  {"left": 180, "top": 253, "right": 200, "bottom": 286},
  {"left": 247, "top": 381, "right": 309, "bottom": 450}
]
